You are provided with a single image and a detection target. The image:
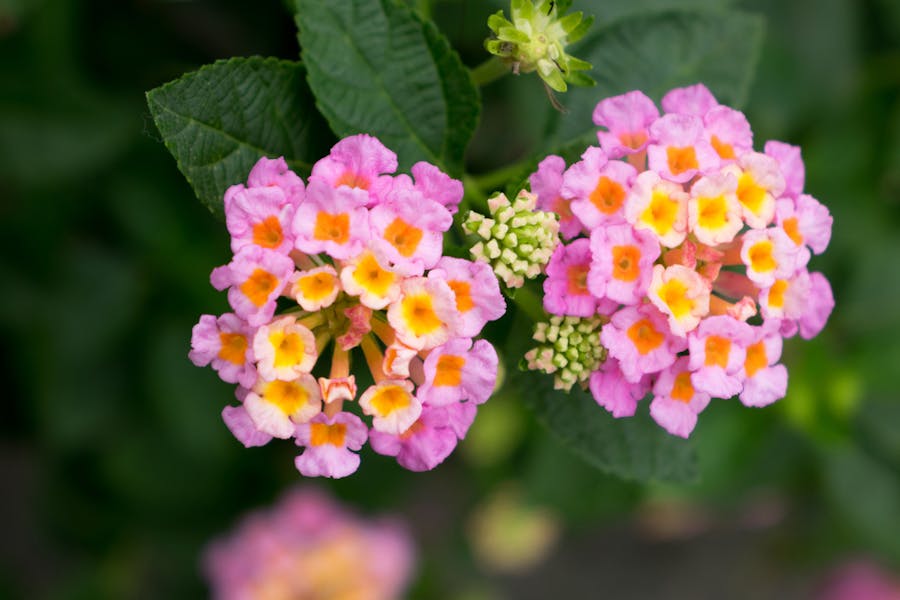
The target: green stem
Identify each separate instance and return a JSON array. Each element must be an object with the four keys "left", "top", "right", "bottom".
[
  {"left": 469, "top": 159, "right": 533, "bottom": 193},
  {"left": 471, "top": 56, "right": 510, "bottom": 87},
  {"left": 415, "top": 0, "right": 432, "bottom": 20}
]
